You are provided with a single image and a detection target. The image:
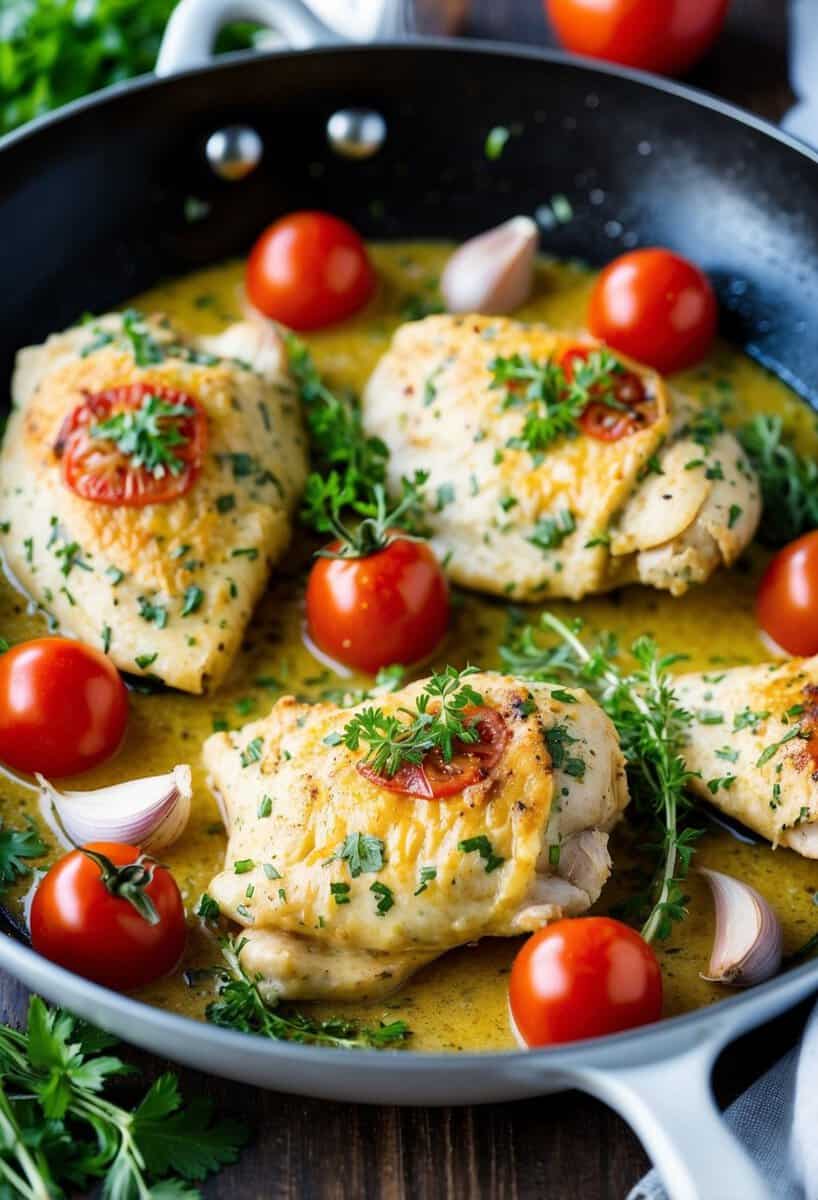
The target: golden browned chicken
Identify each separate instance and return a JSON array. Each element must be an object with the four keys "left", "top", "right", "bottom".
[
  {"left": 676, "top": 655, "right": 818, "bottom": 856},
  {"left": 204, "top": 671, "right": 629, "bottom": 1002},
  {"left": 1, "top": 312, "right": 307, "bottom": 692},
  {"left": 362, "top": 315, "right": 760, "bottom": 600}
]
